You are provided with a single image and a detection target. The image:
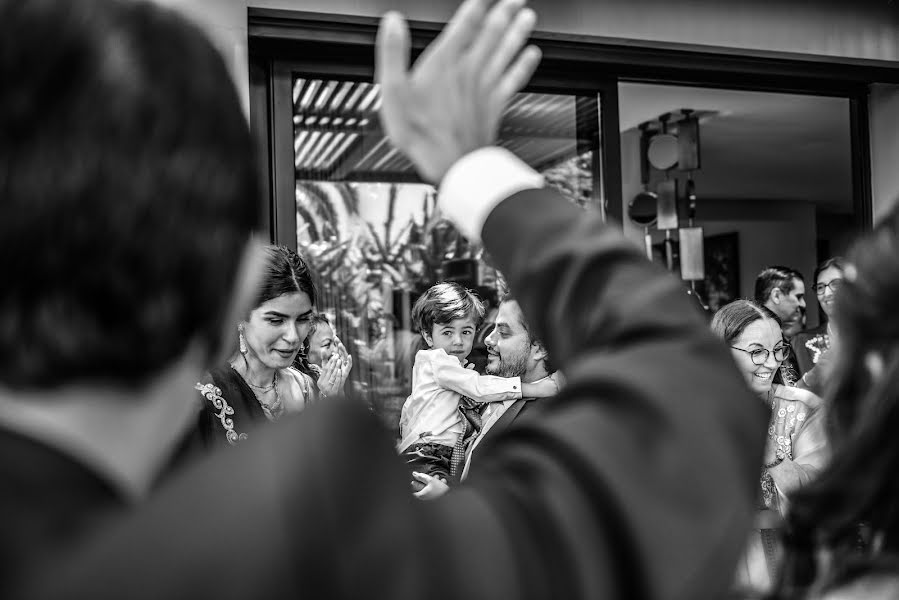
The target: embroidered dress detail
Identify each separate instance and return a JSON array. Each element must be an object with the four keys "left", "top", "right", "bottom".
[
  {"left": 767, "top": 396, "right": 806, "bottom": 461},
  {"left": 804, "top": 333, "right": 831, "bottom": 365},
  {"left": 195, "top": 382, "right": 247, "bottom": 446}
]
